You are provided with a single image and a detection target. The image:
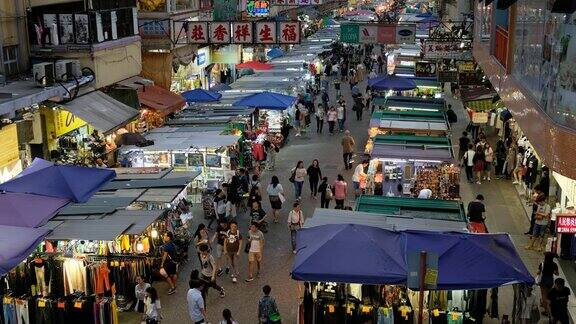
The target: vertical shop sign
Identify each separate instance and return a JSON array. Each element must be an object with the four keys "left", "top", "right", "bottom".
[
  {"left": 255, "top": 22, "right": 277, "bottom": 44},
  {"left": 340, "top": 24, "right": 360, "bottom": 43},
  {"left": 210, "top": 22, "right": 231, "bottom": 43},
  {"left": 54, "top": 109, "right": 87, "bottom": 137},
  {"left": 359, "top": 25, "right": 378, "bottom": 44},
  {"left": 395, "top": 25, "right": 416, "bottom": 44},
  {"left": 377, "top": 25, "right": 396, "bottom": 43},
  {"left": 187, "top": 22, "right": 209, "bottom": 44},
  {"left": 246, "top": 0, "right": 270, "bottom": 17},
  {"left": 232, "top": 22, "right": 253, "bottom": 43},
  {"left": 0, "top": 124, "right": 19, "bottom": 167},
  {"left": 279, "top": 22, "right": 300, "bottom": 43}
]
